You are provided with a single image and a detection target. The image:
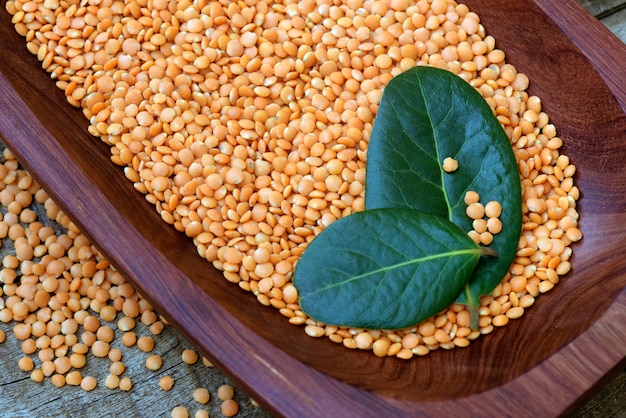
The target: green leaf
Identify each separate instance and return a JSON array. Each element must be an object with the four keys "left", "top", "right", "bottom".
[
  {"left": 294, "top": 208, "right": 491, "bottom": 330},
  {"left": 365, "top": 66, "right": 522, "bottom": 312}
]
